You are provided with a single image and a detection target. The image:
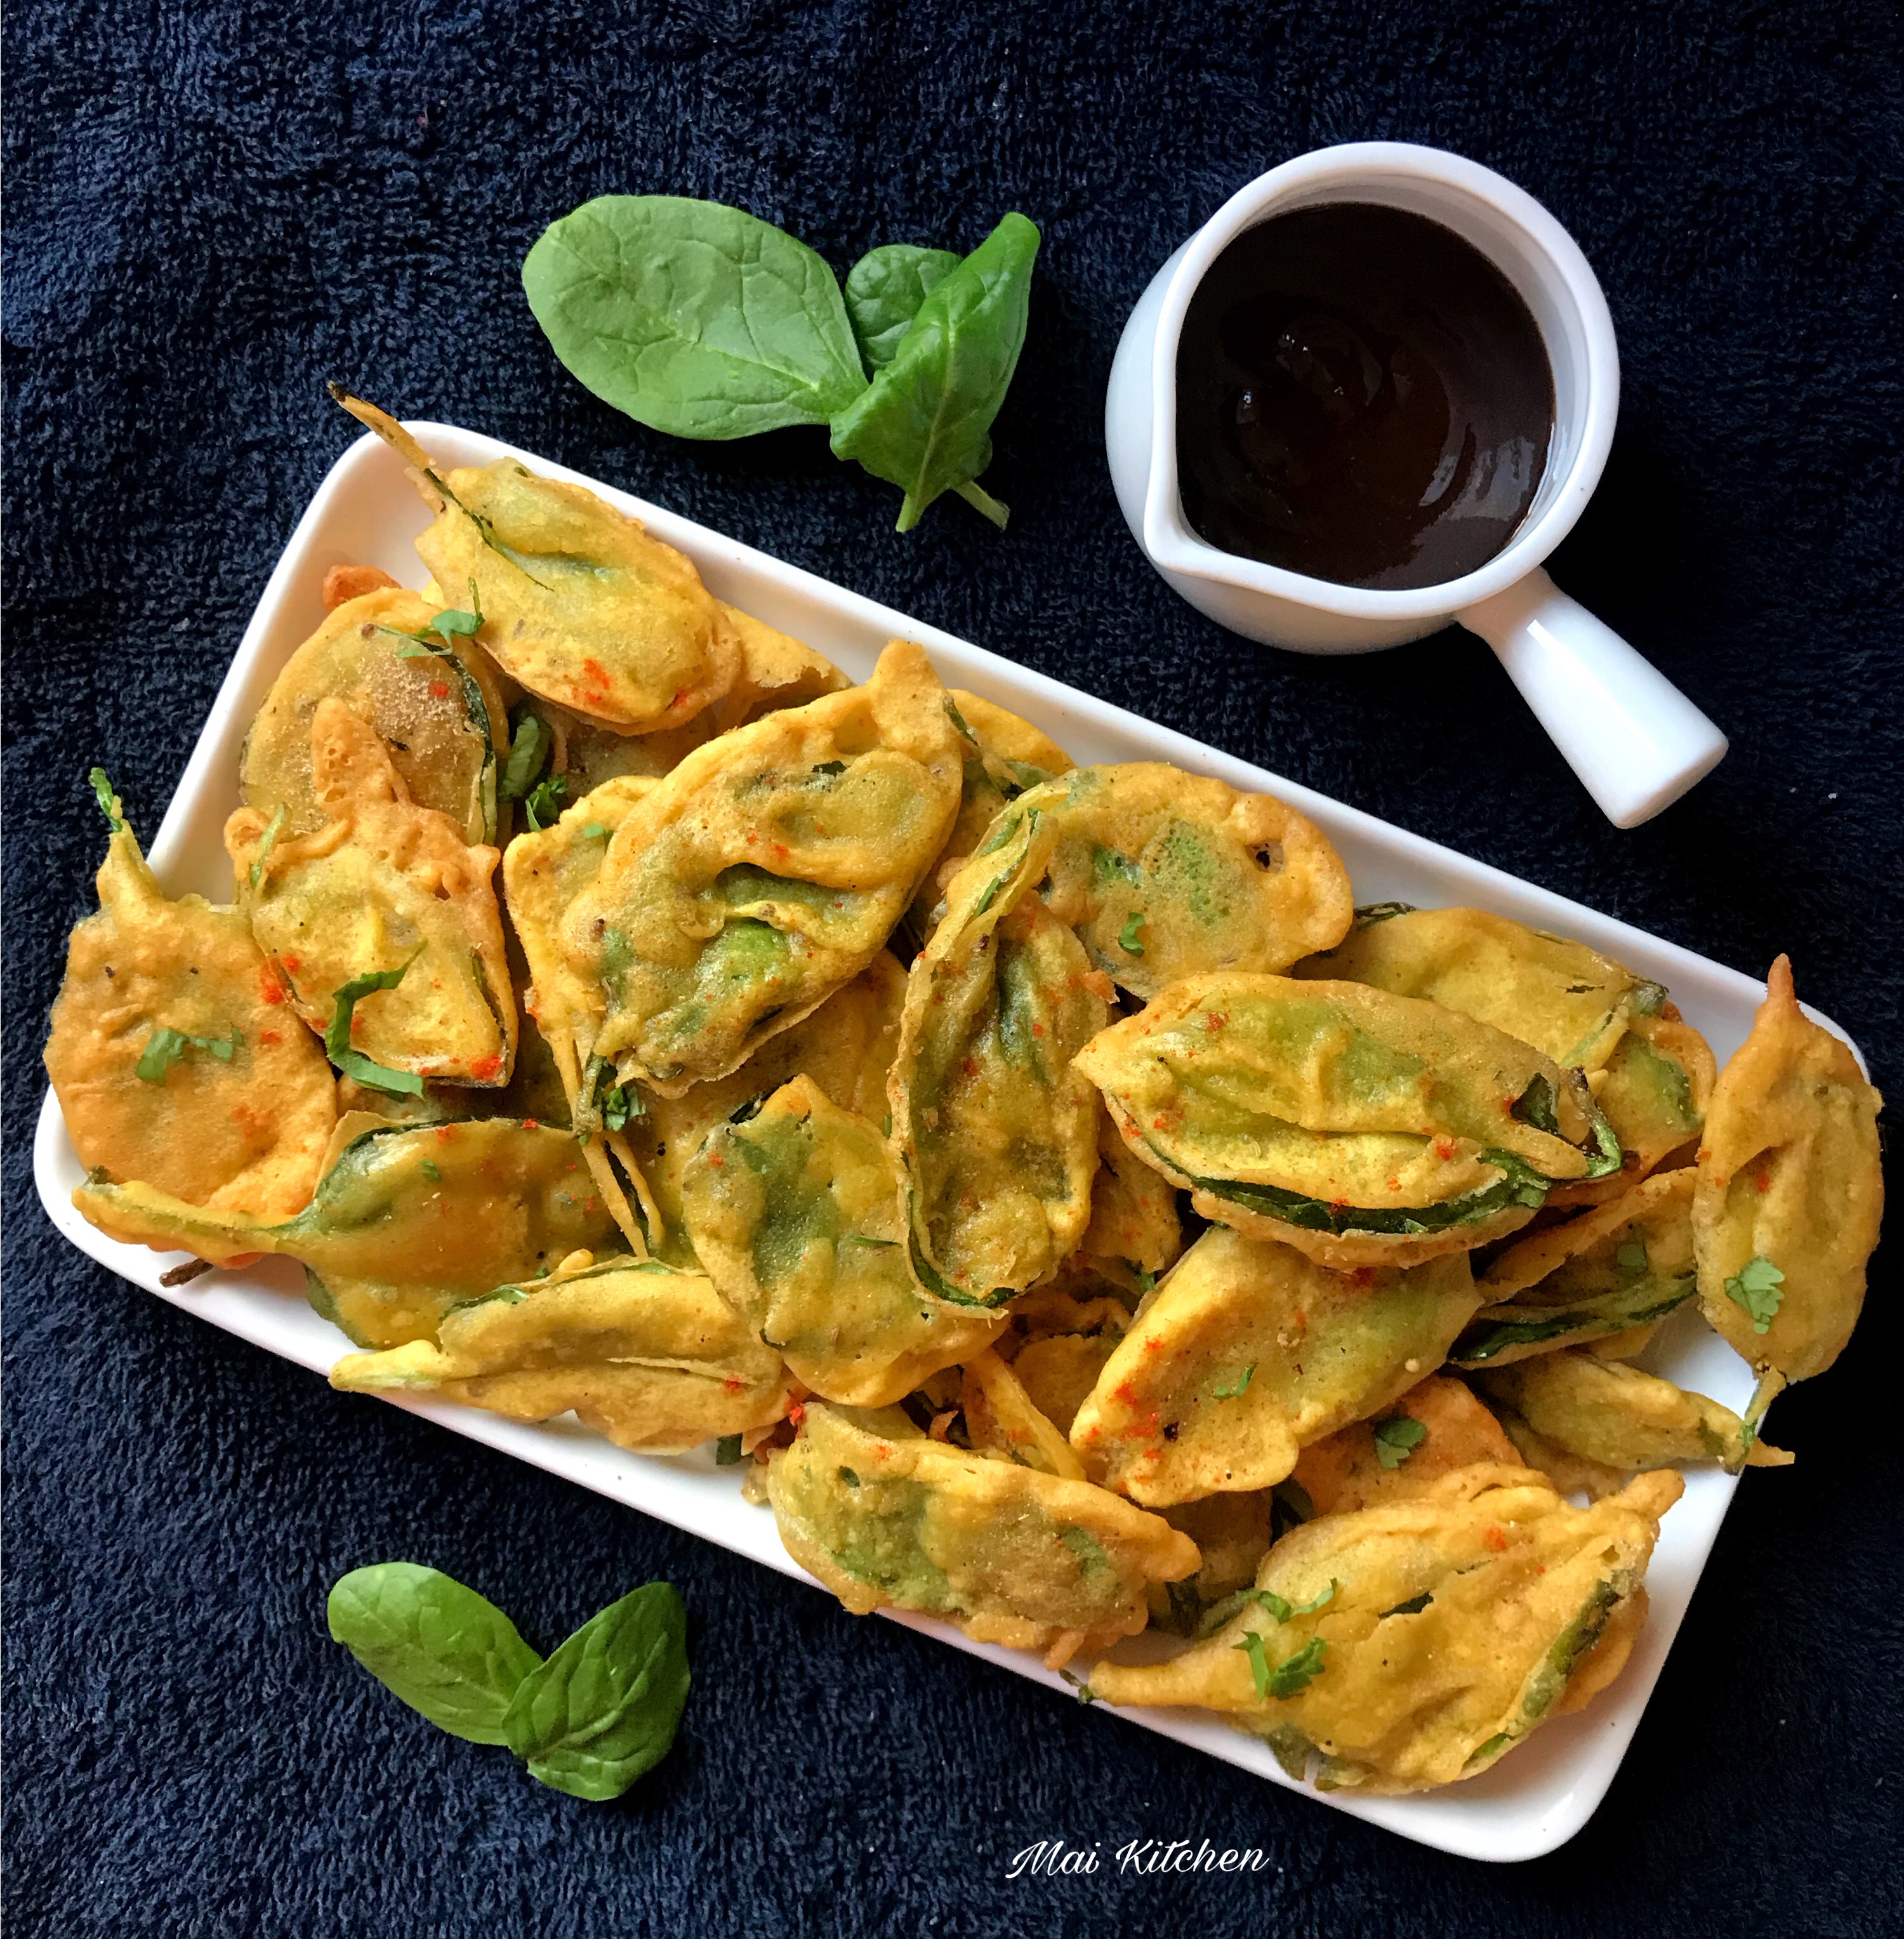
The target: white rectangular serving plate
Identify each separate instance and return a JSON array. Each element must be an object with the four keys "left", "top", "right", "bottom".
[{"left": 36, "top": 424, "right": 1804, "bottom": 1862}]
